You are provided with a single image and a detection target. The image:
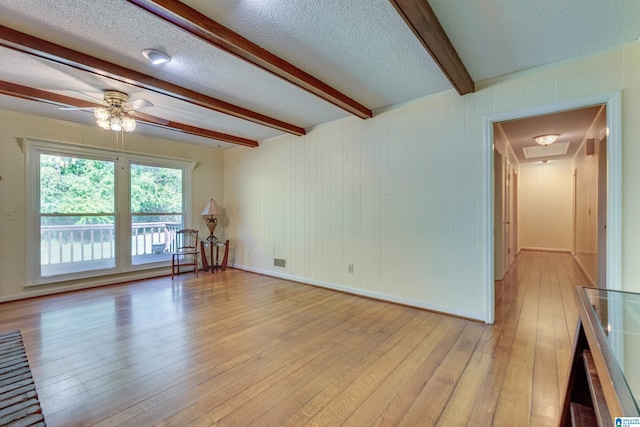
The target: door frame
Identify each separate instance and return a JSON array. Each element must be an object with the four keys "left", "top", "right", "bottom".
[
  {"left": 510, "top": 170, "right": 518, "bottom": 266},
  {"left": 493, "top": 150, "right": 505, "bottom": 280},
  {"left": 503, "top": 159, "right": 511, "bottom": 273},
  {"left": 483, "top": 91, "right": 622, "bottom": 324}
]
